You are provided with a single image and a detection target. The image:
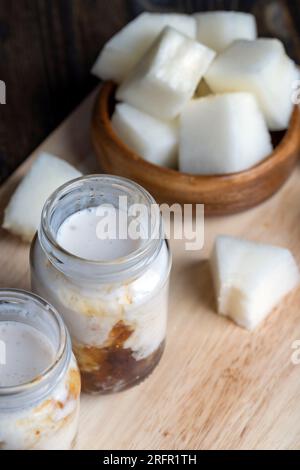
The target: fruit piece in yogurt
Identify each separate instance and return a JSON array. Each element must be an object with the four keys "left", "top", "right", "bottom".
[
  {"left": 3, "top": 152, "right": 82, "bottom": 242},
  {"left": 116, "top": 26, "right": 215, "bottom": 120},
  {"left": 210, "top": 235, "right": 300, "bottom": 330},
  {"left": 73, "top": 321, "right": 165, "bottom": 394},
  {"left": 91, "top": 12, "right": 196, "bottom": 83}
]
